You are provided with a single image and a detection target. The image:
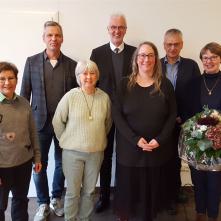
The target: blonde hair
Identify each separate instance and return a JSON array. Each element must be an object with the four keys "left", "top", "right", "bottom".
[
  {"left": 128, "top": 41, "right": 163, "bottom": 94},
  {"left": 75, "top": 60, "right": 99, "bottom": 86}
]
